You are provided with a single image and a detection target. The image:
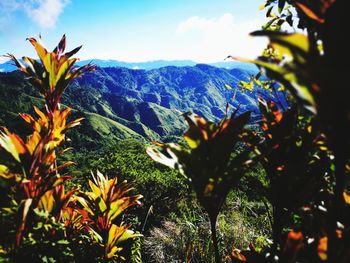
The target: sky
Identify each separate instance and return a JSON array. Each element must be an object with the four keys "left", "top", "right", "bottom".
[{"left": 0, "top": 0, "right": 268, "bottom": 63}]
